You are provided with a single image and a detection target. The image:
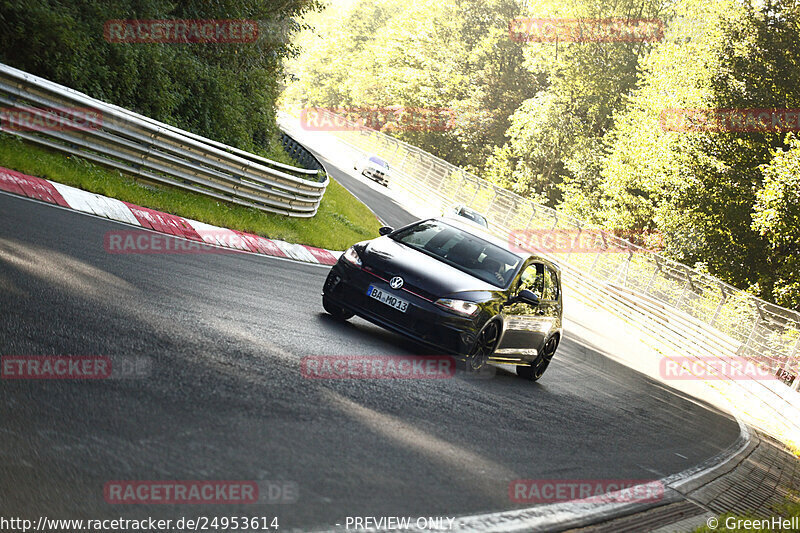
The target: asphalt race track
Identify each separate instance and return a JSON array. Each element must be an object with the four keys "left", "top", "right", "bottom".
[
  {"left": 0, "top": 156, "right": 740, "bottom": 530},
  {"left": 304, "top": 145, "right": 419, "bottom": 229}
]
